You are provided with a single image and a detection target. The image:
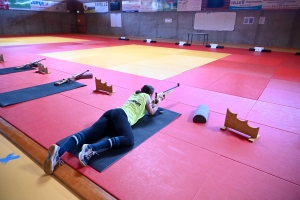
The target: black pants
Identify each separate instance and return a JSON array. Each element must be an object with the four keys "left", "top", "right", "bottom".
[{"left": 72, "top": 108, "right": 134, "bottom": 151}]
